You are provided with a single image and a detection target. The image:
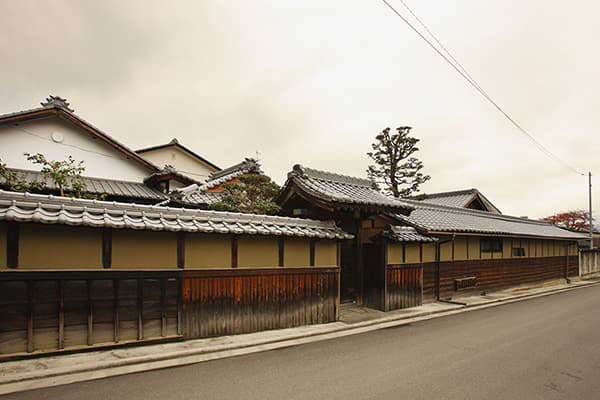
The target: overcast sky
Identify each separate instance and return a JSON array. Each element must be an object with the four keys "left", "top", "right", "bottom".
[{"left": 1, "top": 0, "right": 598, "bottom": 219}]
